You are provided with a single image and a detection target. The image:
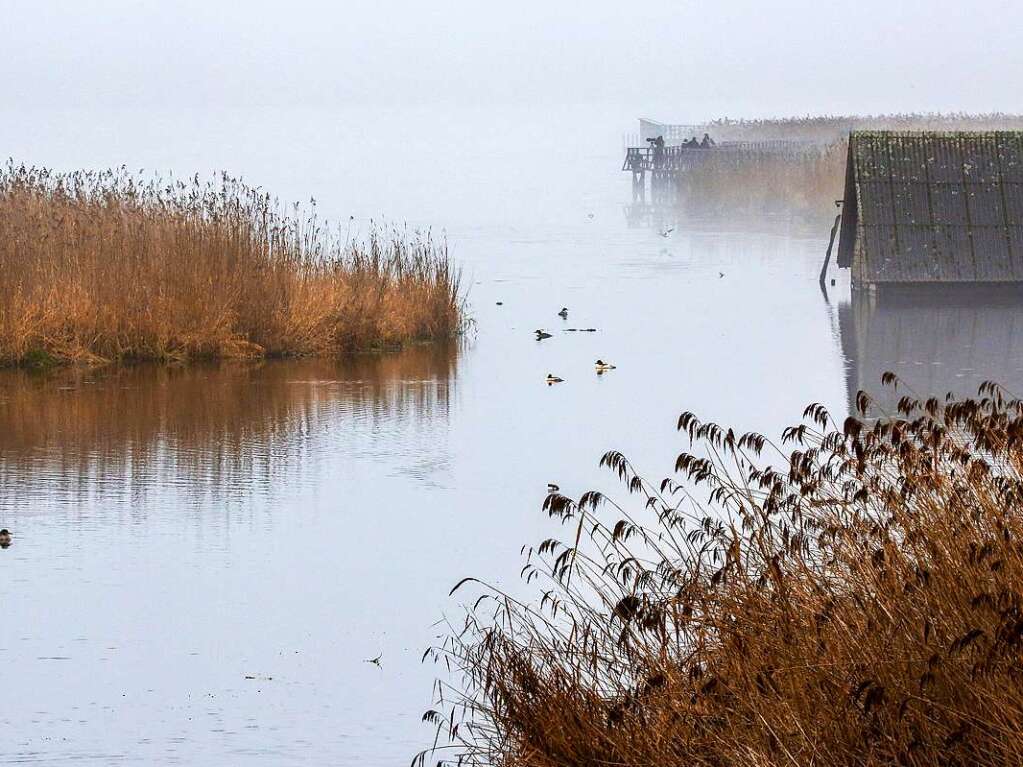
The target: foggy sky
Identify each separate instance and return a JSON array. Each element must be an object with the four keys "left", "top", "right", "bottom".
[{"left": 4, "top": 0, "right": 1022, "bottom": 118}]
